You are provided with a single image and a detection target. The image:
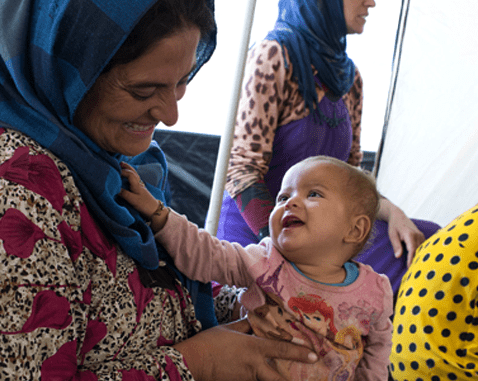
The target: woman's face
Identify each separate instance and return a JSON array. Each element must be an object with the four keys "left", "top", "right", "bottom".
[
  {"left": 74, "top": 25, "right": 201, "bottom": 157},
  {"left": 343, "top": 0, "right": 376, "bottom": 35}
]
